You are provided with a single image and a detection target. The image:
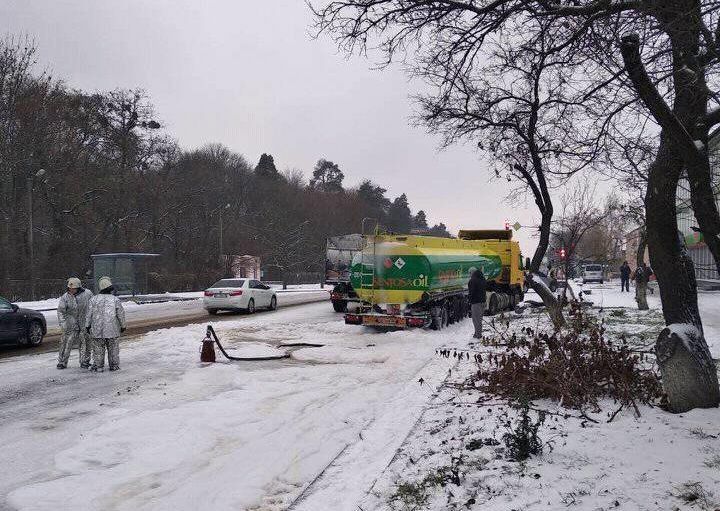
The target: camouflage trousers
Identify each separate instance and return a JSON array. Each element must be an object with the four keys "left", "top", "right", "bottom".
[
  {"left": 58, "top": 329, "right": 92, "bottom": 368},
  {"left": 92, "top": 338, "right": 120, "bottom": 371}
]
